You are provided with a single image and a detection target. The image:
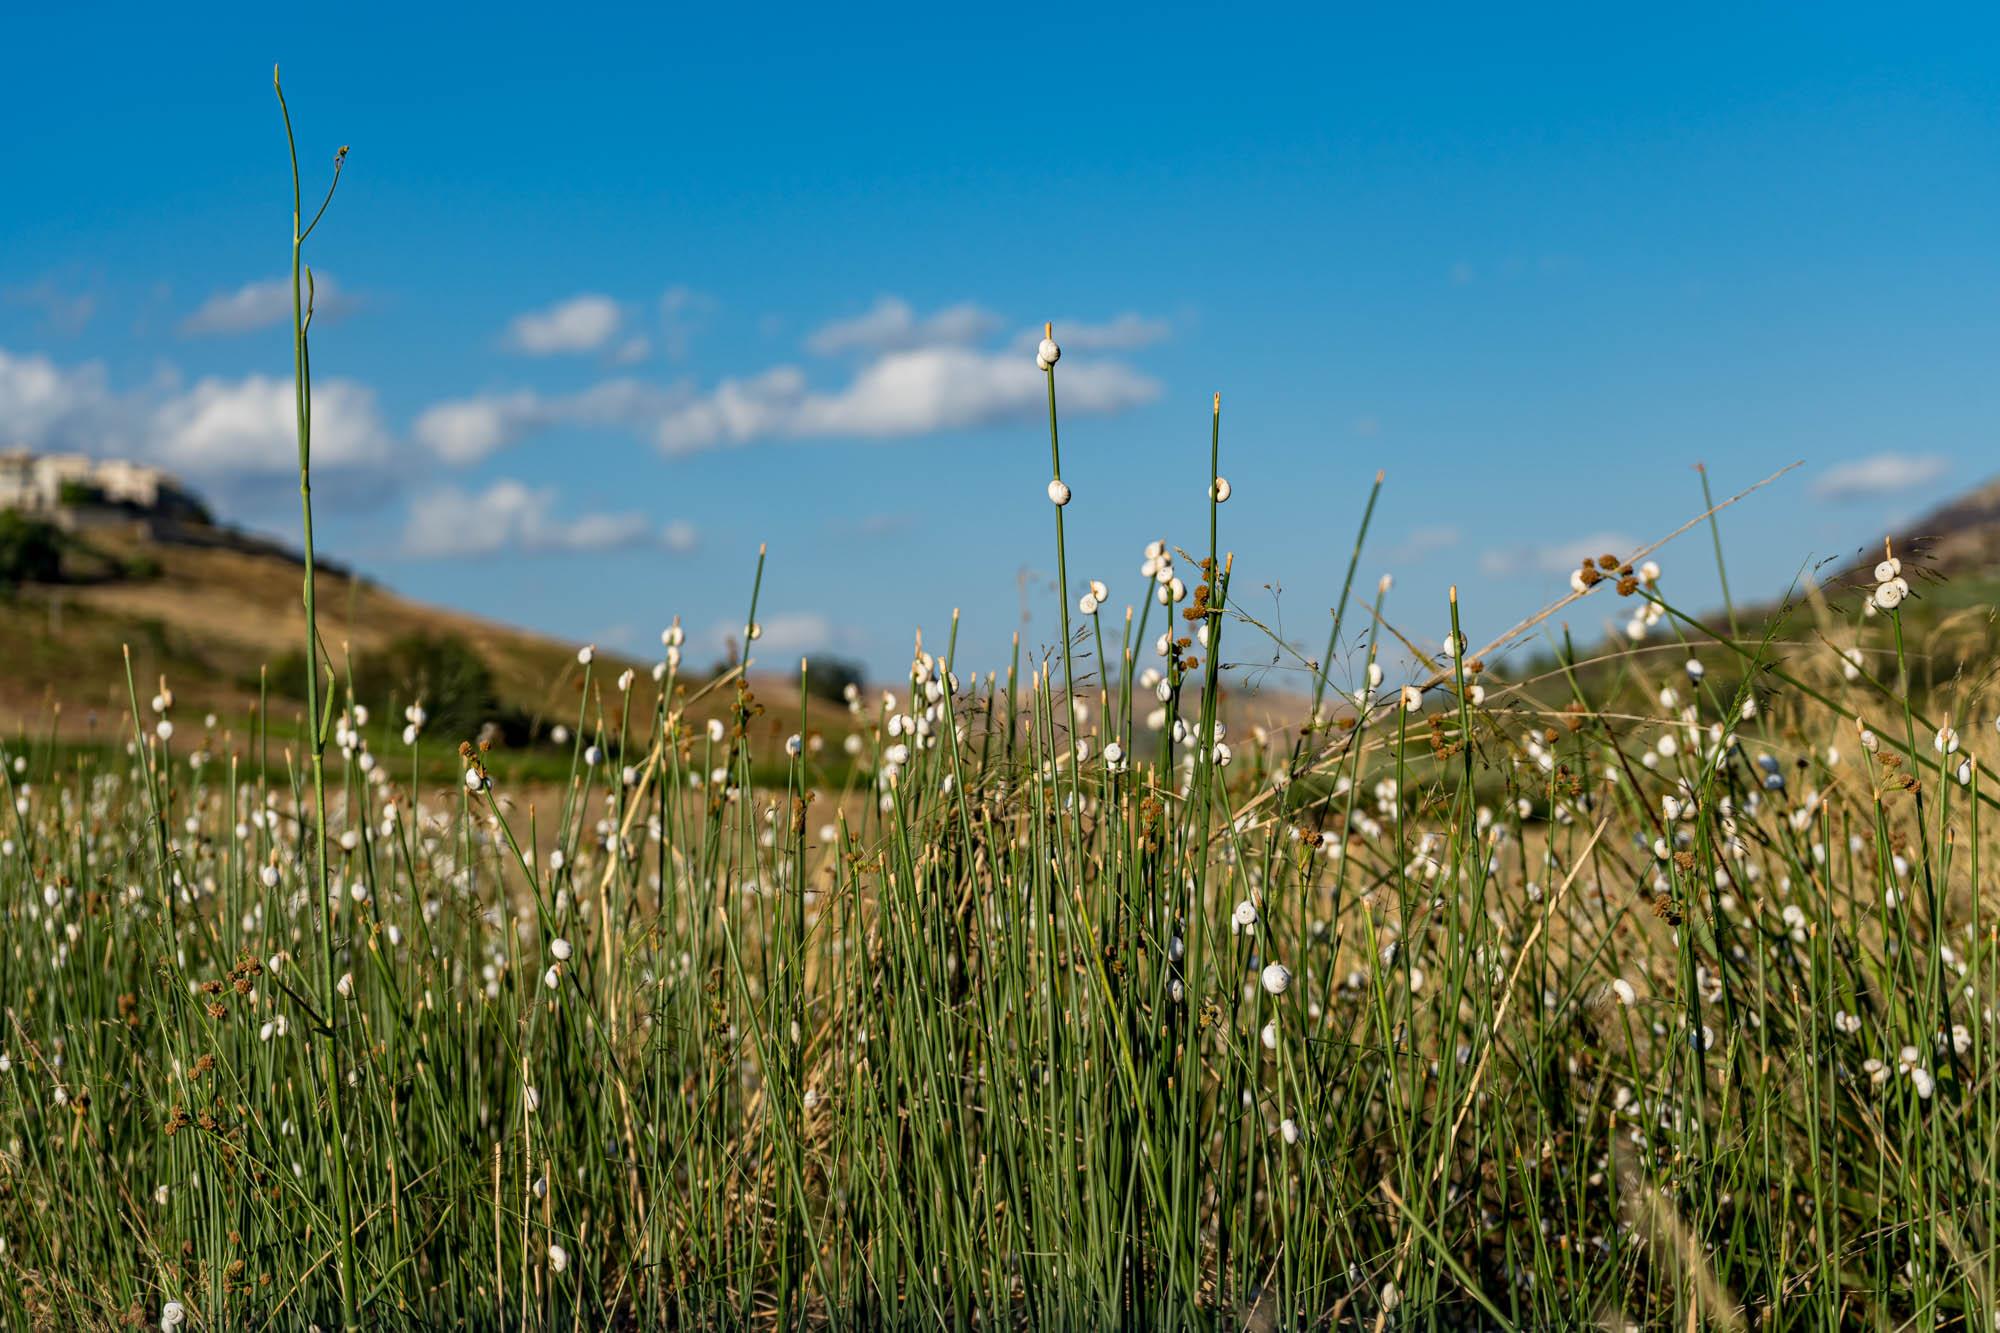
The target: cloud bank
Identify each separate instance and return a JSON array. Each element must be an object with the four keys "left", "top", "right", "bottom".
[
  {"left": 417, "top": 298, "right": 1165, "bottom": 461},
  {"left": 1811, "top": 452, "right": 1949, "bottom": 502},
  {"left": 181, "top": 275, "right": 352, "bottom": 336},
  {"left": 505, "top": 294, "right": 625, "bottom": 355},
  {"left": 401, "top": 479, "right": 697, "bottom": 559}
]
